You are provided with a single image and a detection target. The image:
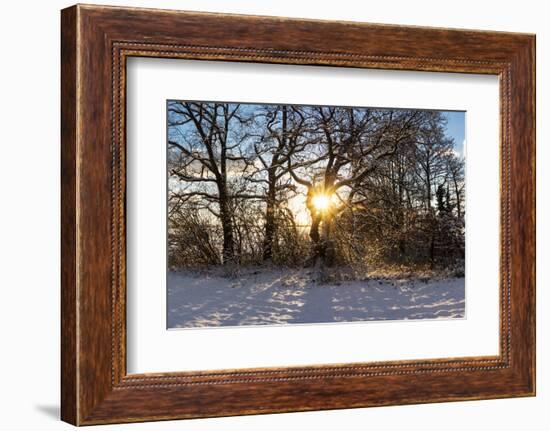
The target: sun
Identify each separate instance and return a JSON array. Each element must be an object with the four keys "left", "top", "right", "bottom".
[{"left": 311, "top": 194, "right": 332, "bottom": 212}]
